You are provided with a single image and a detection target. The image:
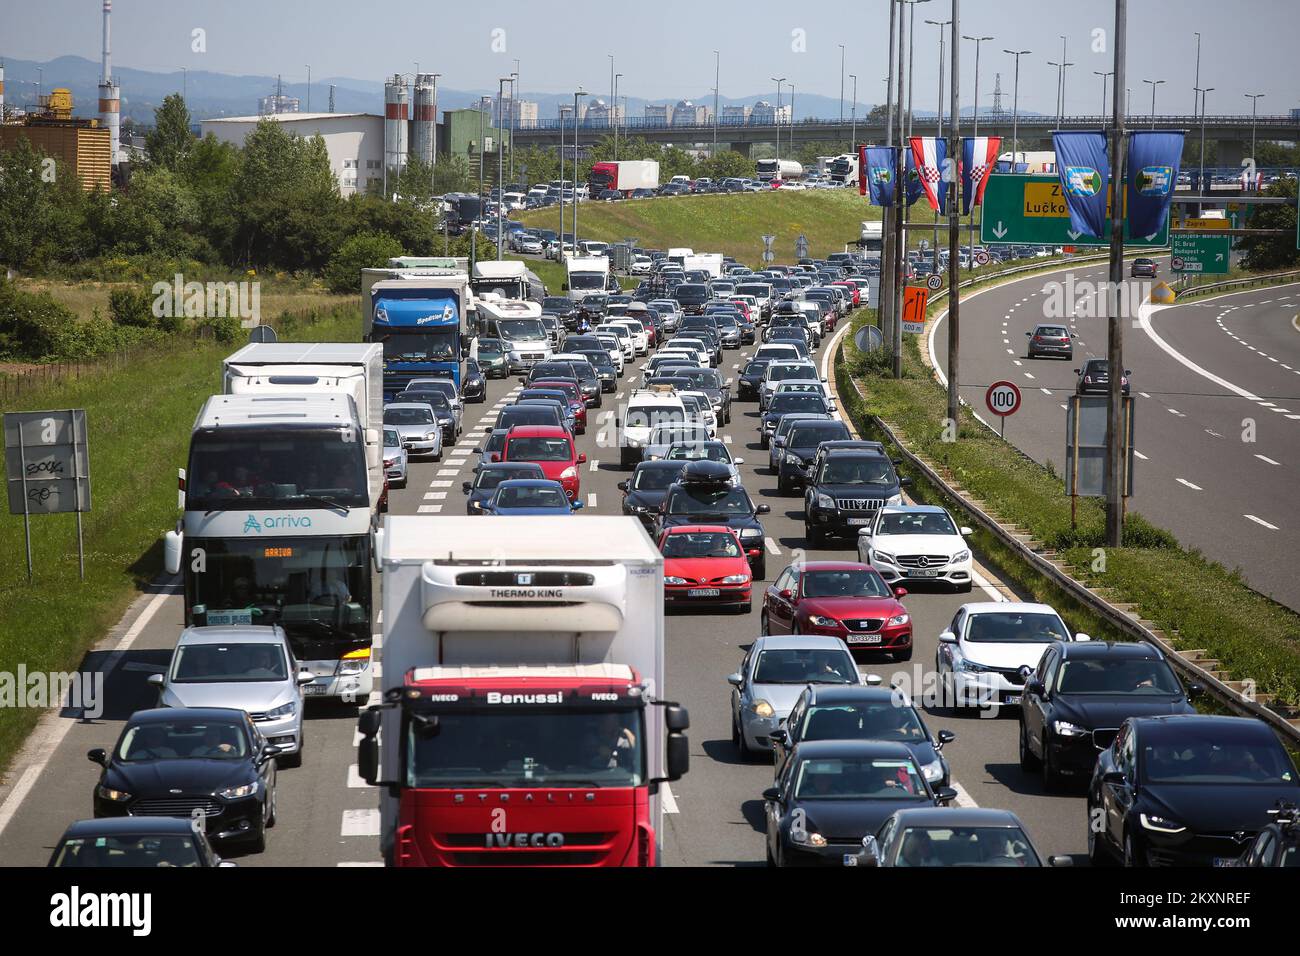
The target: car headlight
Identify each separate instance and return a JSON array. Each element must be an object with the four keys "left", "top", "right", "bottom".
[
  {"left": 887, "top": 613, "right": 910, "bottom": 626},
  {"left": 264, "top": 701, "right": 296, "bottom": 720},
  {"left": 720, "top": 574, "right": 750, "bottom": 584},
  {"left": 957, "top": 658, "right": 992, "bottom": 673},
  {"left": 886, "top": 494, "right": 903, "bottom": 506},
  {"left": 920, "top": 758, "right": 944, "bottom": 783},
  {"left": 752, "top": 699, "right": 775, "bottom": 718},
  {"left": 217, "top": 782, "right": 259, "bottom": 799},
  {"left": 665, "top": 576, "right": 688, "bottom": 585},
  {"left": 790, "top": 830, "right": 828, "bottom": 848},
  {"left": 871, "top": 550, "right": 896, "bottom": 565},
  {"left": 808, "top": 615, "right": 839, "bottom": 627},
  {"left": 1140, "top": 813, "right": 1186, "bottom": 834},
  {"left": 470, "top": 500, "right": 484, "bottom": 510},
  {"left": 338, "top": 648, "right": 371, "bottom": 675},
  {"left": 952, "top": 549, "right": 971, "bottom": 563},
  {"left": 740, "top": 528, "right": 763, "bottom": 538},
  {"left": 816, "top": 493, "right": 836, "bottom": 509},
  {"left": 425, "top": 432, "right": 439, "bottom": 442},
  {"left": 1053, "top": 720, "right": 1090, "bottom": 737},
  {"left": 784, "top": 453, "right": 802, "bottom": 466},
  {"left": 96, "top": 785, "right": 132, "bottom": 803}
]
